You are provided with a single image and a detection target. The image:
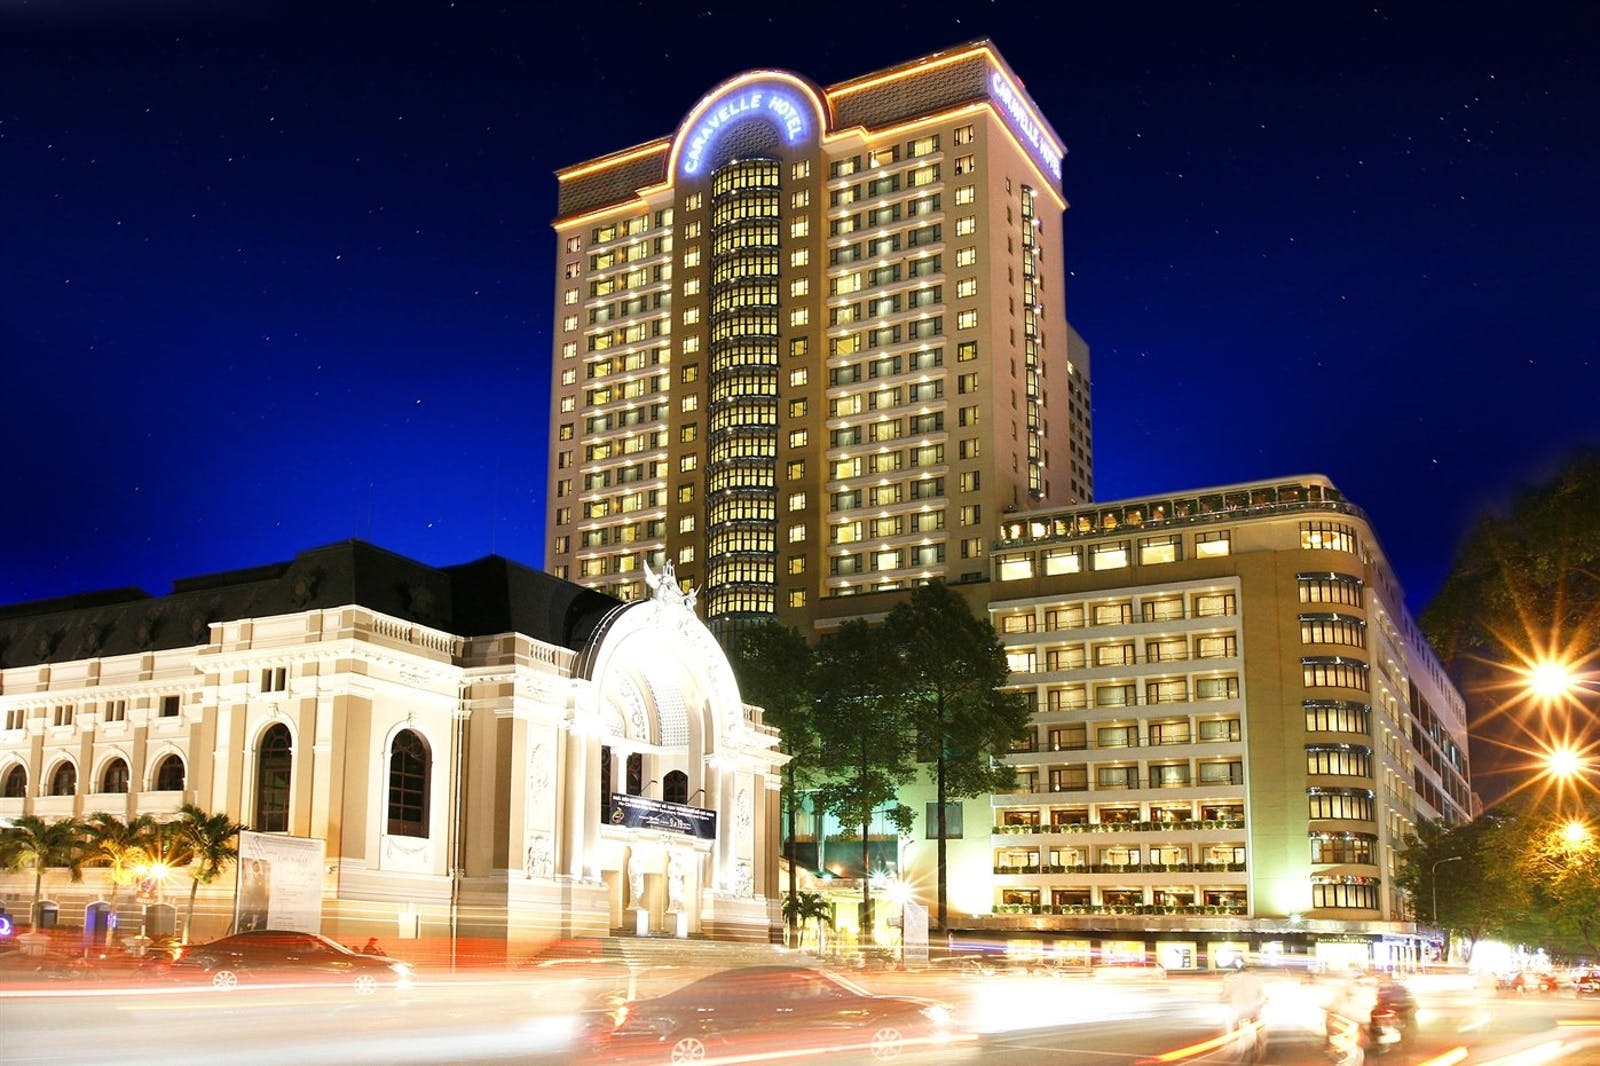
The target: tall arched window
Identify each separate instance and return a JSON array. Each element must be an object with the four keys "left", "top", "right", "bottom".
[
  {"left": 626, "top": 753, "right": 644, "bottom": 796},
  {"left": 663, "top": 770, "right": 688, "bottom": 805},
  {"left": 387, "top": 729, "right": 430, "bottom": 837},
  {"left": 1, "top": 765, "right": 26, "bottom": 798},
  {"left": 100, "top": 758, "right": 130, "bottom": 794},
  {"left": 49, "top": 762, "right": 77, "bottom": 796},
  {"left": 255, "top": 723, "right": 292, "bottom": 832},
  {"left": 153, "top": 754, "right": 186, "bottom": 792}
]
